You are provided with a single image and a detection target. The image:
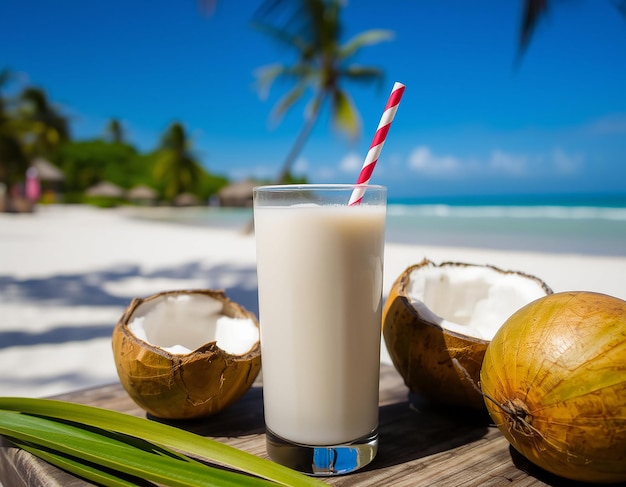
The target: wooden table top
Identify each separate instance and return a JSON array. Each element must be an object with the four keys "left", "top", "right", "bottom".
[{"left": 0, "top": 364, "right": 608, "bottom": 487}]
